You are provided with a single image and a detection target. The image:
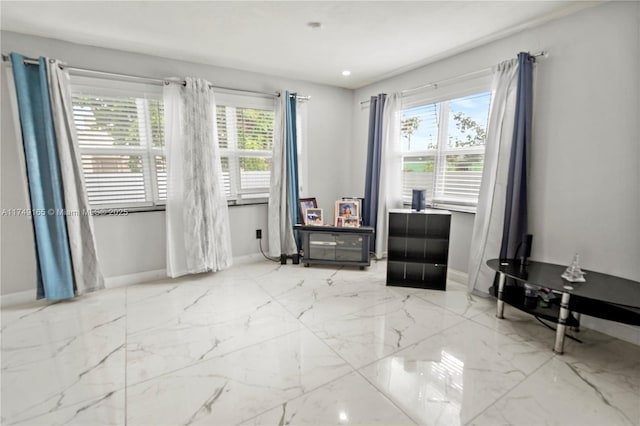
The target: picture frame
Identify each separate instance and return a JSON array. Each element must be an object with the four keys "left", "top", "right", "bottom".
[
  {"left": 342, "top": 197, "right": 365, "bottom": 222},
  {"left": 343, "top": 217, "right": 360, "bottom": 228},
  {"left": 298, "top": 197, "right": 317, "bottom": 224},
  {"left": 304, "top": 208, "right": 323, "bottom": 225},
  {"left": 334, "top": 199, "right": 360, "bottom": 227}
]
